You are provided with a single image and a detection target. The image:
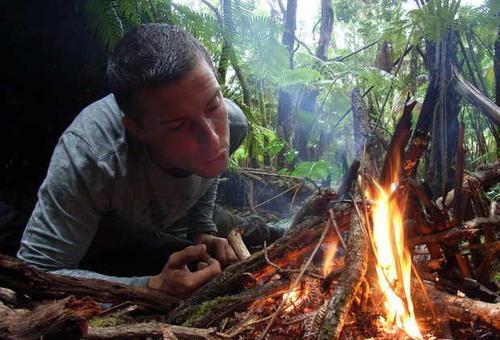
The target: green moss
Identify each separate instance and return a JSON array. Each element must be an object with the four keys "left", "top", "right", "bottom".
[
  {"left": 180, "top": 296, "right": 235, "bottom": 327},
  {"left": 89, "top": 315, "right": 127, "bottom": 328}
]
